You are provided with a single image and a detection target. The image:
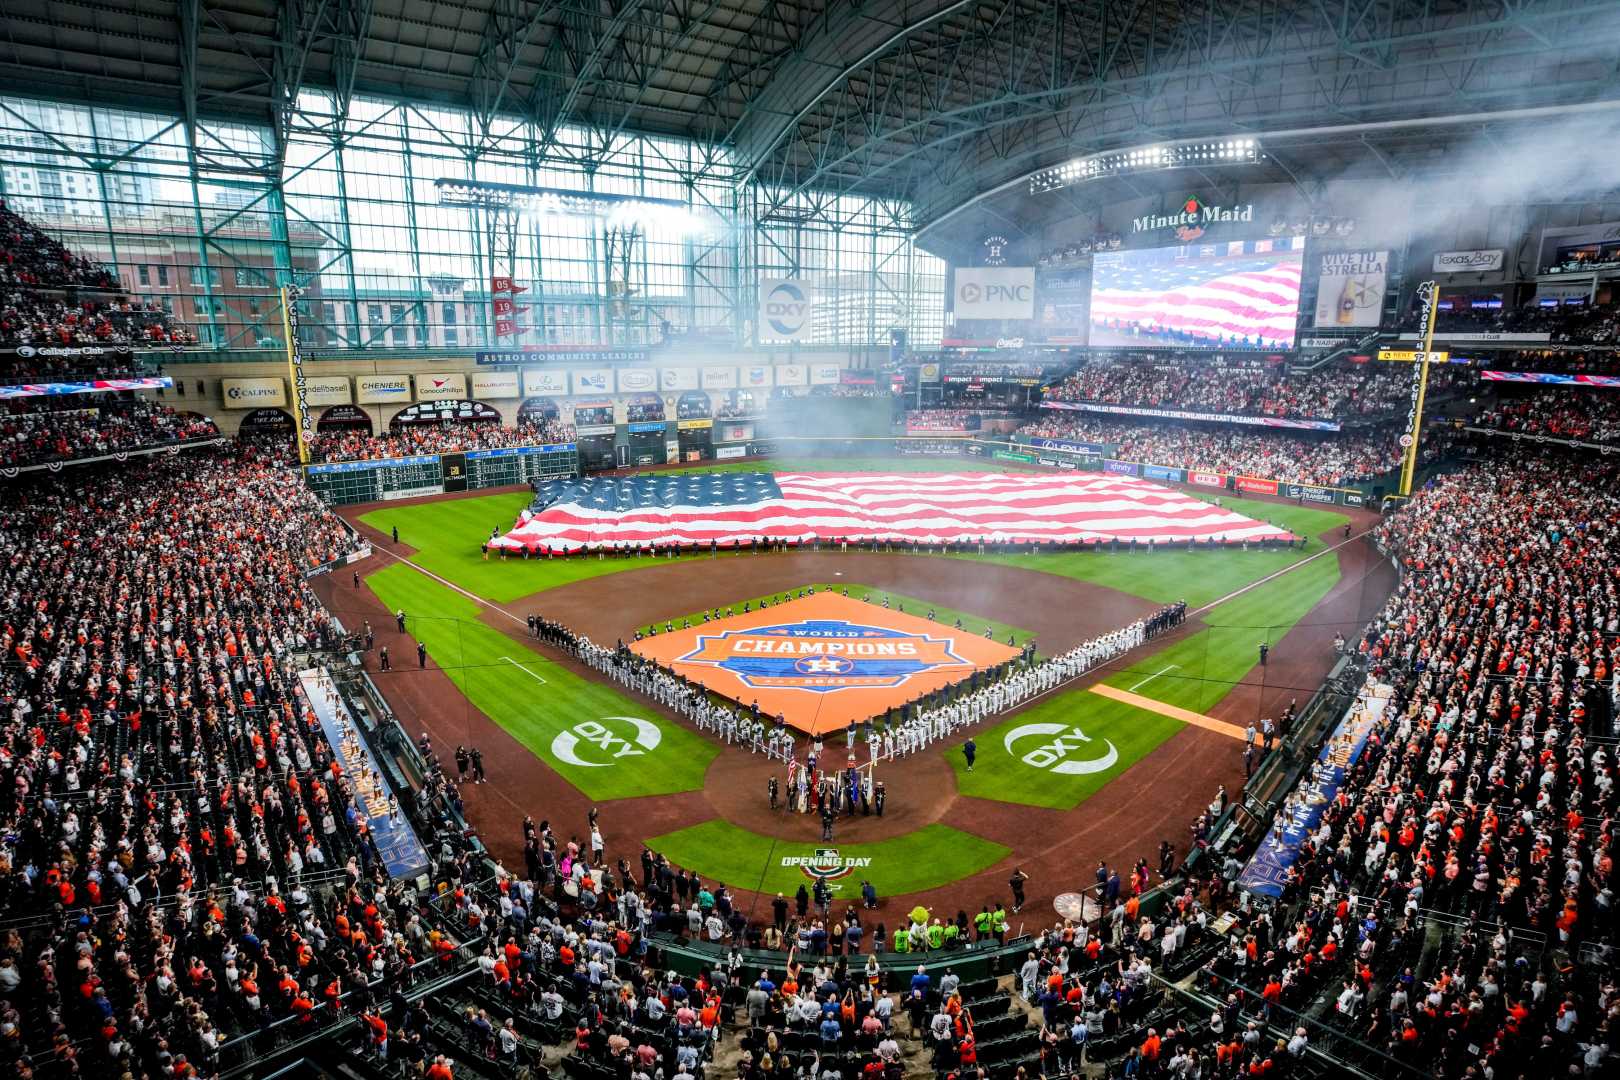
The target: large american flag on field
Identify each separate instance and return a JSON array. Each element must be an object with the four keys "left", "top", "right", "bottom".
[
  {"left": 1090, "top": 240, "right": 1304, "bottom": 349},
  {"left": 489, "top": 471, "right": 1296, "bottom": 551}
]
